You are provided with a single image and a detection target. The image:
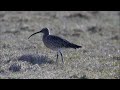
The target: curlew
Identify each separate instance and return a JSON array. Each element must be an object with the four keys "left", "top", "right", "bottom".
[{"left": 28, "top": 28, "right": 82, "bottom": 64}]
